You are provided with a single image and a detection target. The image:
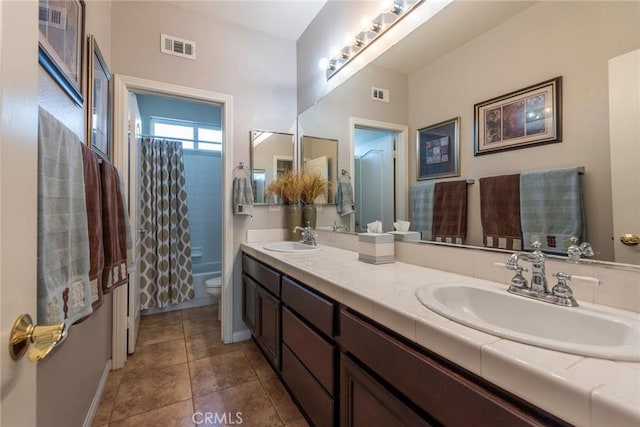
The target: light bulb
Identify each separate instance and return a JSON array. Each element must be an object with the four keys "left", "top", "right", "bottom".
[{"left": 318, "top": 58, "right": 329, "bottom": 70}]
